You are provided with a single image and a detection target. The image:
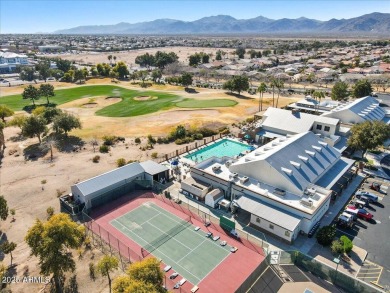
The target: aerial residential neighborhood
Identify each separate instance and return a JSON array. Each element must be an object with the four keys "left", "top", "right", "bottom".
[{"left": 1, "top": 1, "right": 390, "bottom": 293}]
